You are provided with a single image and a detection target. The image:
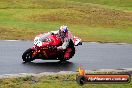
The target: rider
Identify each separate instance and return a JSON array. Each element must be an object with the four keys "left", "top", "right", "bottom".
[
  {"left": 51, "top": 25, "right": 73, "bottom": 59},
  {"left": 43, "top": 25, "right": 72, "bottom": 59},
  {"left": 52, "top": 25, "right": 70, "bottom": 50},
  {"left": 39, "top": 25, "right": 73, "bottom": 59}
]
